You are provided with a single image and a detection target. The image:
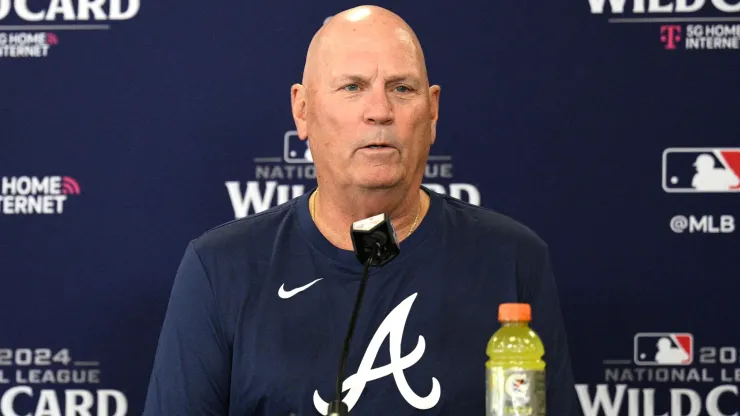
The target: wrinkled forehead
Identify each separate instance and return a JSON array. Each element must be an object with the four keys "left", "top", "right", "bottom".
[{"left": 316, "top": 27, "right": 424, "bottom": 84}]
